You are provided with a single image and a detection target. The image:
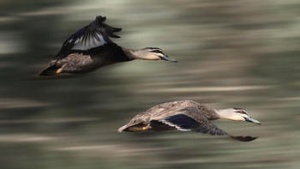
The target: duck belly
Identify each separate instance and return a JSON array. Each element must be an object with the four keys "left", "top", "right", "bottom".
[{"left": 56, "top": 53, "right": 108, "bottom": 73}]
